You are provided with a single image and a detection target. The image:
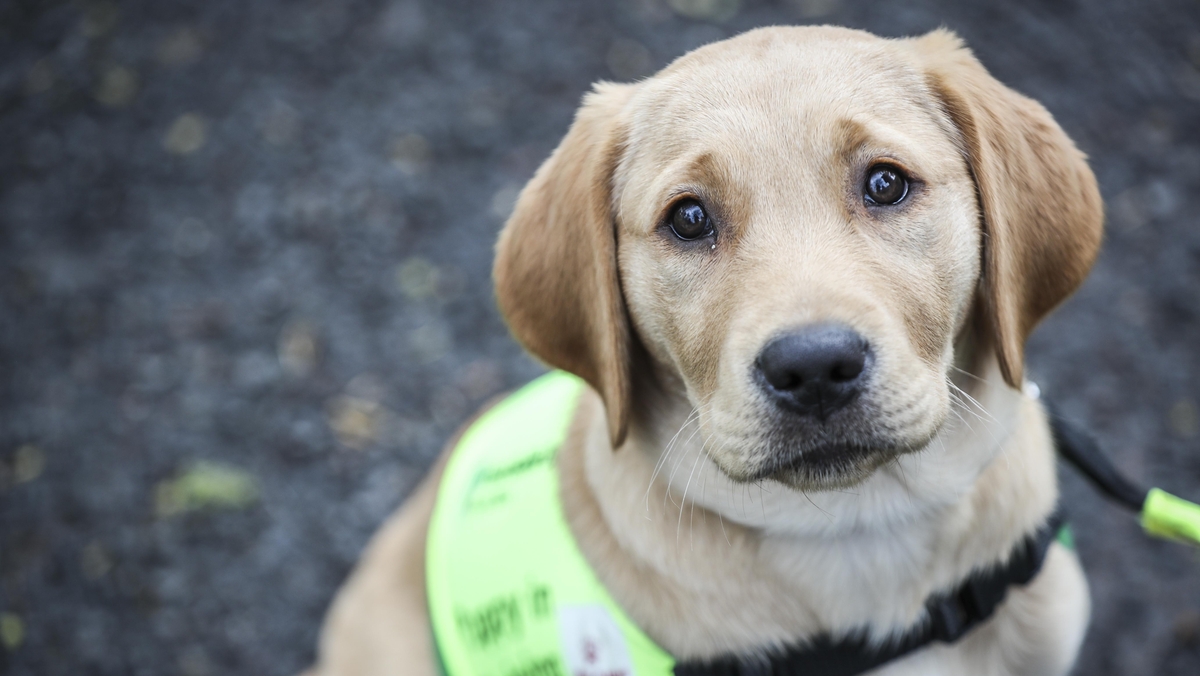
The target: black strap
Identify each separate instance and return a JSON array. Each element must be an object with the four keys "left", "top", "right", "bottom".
[
  {"left": 1044, "top": 399, "right": 1149, "bottom": 513},
  {"left": 673, "top": 508, "right": 1065, "bottom": 676},
  {"left": 671, "top": 395, "right": 1160, "bottom": 676}
]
